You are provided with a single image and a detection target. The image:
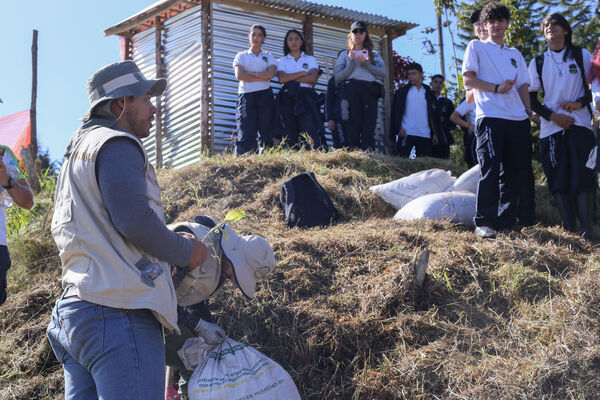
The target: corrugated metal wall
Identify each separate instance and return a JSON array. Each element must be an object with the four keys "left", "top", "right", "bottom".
[
  {"left": 129, "top": 1, "right": 388, "bottom": 167},
  {"left": 211, "top": 2, "right": 303, "bottom": 153},
  {"left": 160, "top": 6, "right": 203, "bottom": 168}
]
